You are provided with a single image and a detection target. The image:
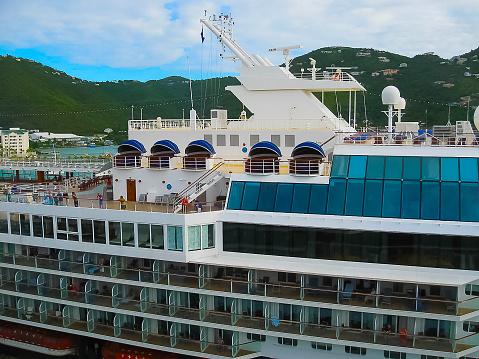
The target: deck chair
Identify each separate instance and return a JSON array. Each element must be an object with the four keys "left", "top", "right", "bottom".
[{"left": 381, "top": 287, "right": 392, "bottom": 306}]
